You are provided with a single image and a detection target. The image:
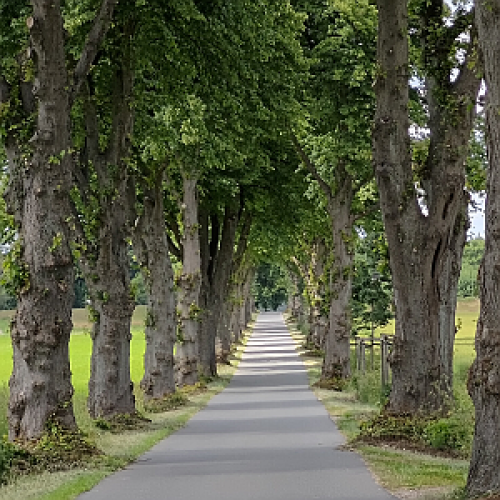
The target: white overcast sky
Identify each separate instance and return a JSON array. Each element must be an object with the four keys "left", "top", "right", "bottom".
[{"left": 469, "top": 193, "right": 485, "bottom": 239}]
